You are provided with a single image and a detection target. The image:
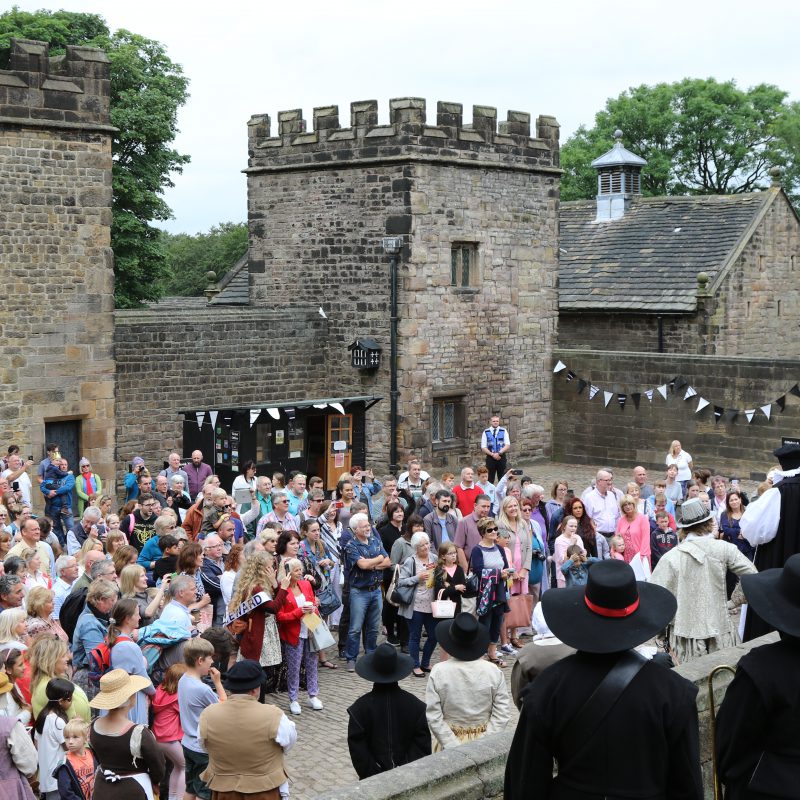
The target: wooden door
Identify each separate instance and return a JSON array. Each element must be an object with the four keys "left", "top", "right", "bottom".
[{"left": 325, "top": 414, "right": 352, "bottom": 490}]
